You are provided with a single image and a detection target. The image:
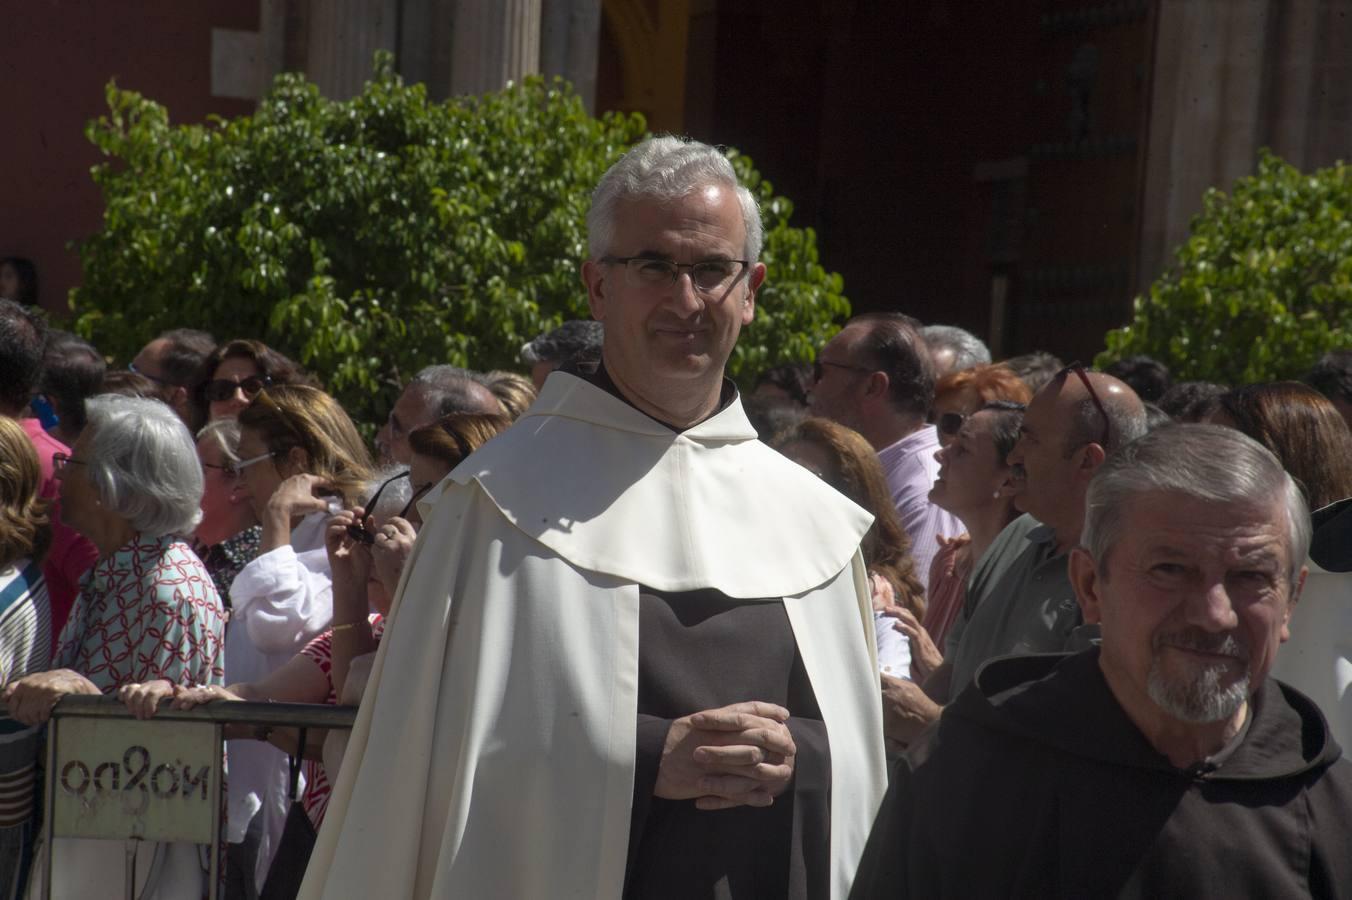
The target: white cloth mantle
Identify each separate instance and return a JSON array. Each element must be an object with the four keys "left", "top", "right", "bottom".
[{"left": 299, "top": 373, "right": 888, "bottom": 899}]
